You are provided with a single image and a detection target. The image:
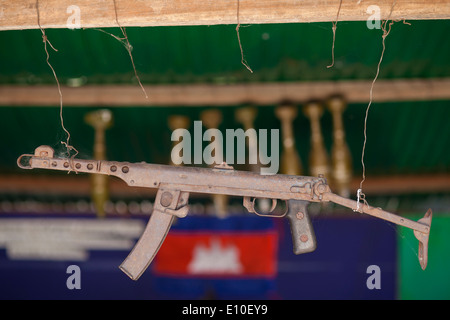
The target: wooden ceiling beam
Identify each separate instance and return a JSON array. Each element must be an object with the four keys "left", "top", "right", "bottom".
[
  {"left": 0, "top": 78, "right": 449, "bottom": 107},
  {"left": 0, "top": 0, "right": 449, "bottom": 31}
]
